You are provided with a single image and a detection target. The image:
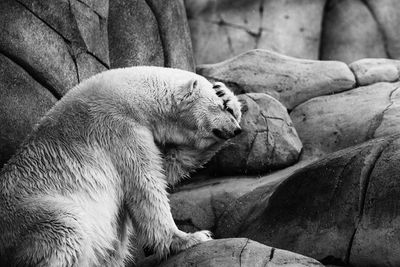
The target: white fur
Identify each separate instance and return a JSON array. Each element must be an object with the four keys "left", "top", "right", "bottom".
[{"left": 0, "top": 67, "right": 242, "bottom": 266}]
